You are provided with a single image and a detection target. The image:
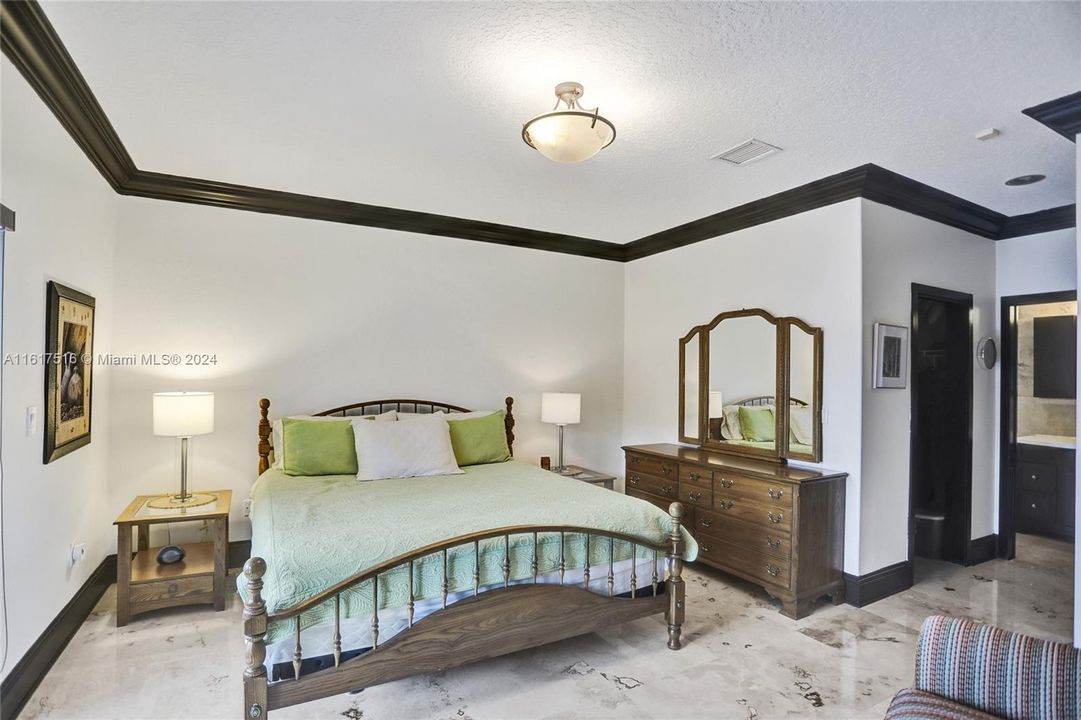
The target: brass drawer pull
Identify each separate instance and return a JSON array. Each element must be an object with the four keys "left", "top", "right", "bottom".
[
  {"left": 717, "top": 499, "right": 734, "bottom": 511},
  {"left": 701, "top": 544, "right": 712, "bottom": 553},
  {"left": 700, "top": 518, "right": 713, "bottom": 529},
  {"left": 719, "top": 478, "right": 733, "bottom": 488},
  {"left": 630, "top": 456, "right": 640, "bottom": 464},
  {"left": 662, "top": 485, "right": 674, "bottom": 497},
  {"left": 688, "top": 472, "right": 701, "bottom": 481},
  {"left": 688, "top": 490, "right": 703, "bottom": 502},
  {"left": 767, "top": 511, "right": 784, "bottom": 524},
  {"left": 628, "top": 475, "right": 640, "bottom": 486},
  {"left": 766, "top": 535, "right": 782, "bottom": 550},
  {"left": 768, "top": 488, "right": 784, "bottom": 500},
  {"left": 167, "top": 583, "right": 178, "bottom": 594},
  {"left": 661, "top": 466, "right": 673, "bottom": 476},
  {"left": 765, "top": 564, "right": 781, "bottom": 577}
]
